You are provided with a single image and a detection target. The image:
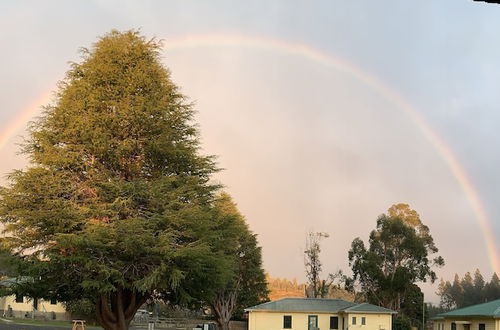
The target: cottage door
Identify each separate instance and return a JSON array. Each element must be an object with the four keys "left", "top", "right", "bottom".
[{"left": 308, "top": 315, "right": 318, "bottom": 330}]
